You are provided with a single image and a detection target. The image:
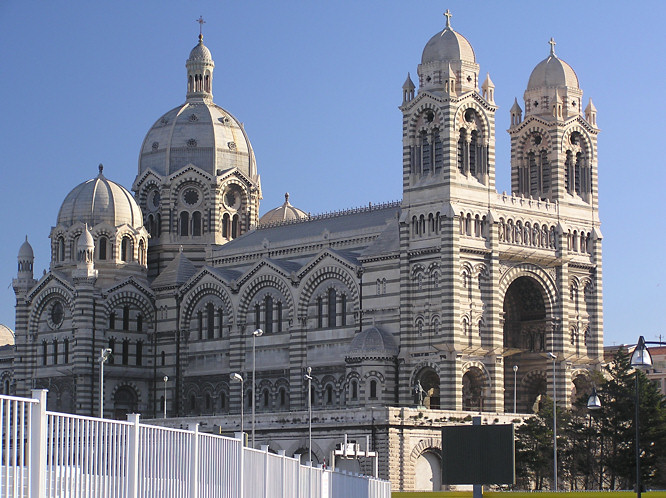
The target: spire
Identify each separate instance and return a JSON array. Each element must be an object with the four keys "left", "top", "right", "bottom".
[
  {"left": 482, "top": 73, "right": 495, "bottom": 103},
  {"left": 510, "top": 98, "right": 522, "bottom": 127},
  {"left": 402, "top": 73, "right": 415, "bottom": 103},
  {"left": 585, "top": 98, "right": 597, "bottom": 126}
]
